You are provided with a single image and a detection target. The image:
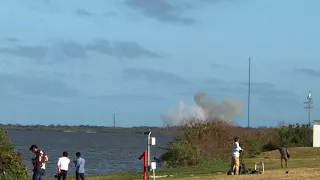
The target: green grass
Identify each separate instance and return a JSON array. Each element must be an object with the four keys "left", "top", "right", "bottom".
[
  {"left": 47, "top": 147, "right": 320, "bottom": 180},
  {"left": 46, "top": 160, "right": 228, "bottom": 180}
]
